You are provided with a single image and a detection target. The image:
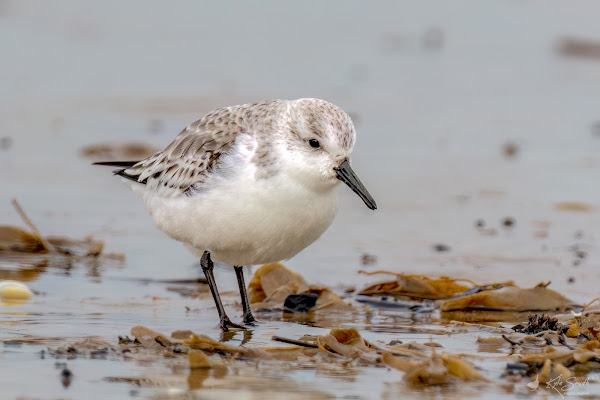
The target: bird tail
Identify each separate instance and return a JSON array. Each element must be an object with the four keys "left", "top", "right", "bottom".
[
  {"left": 92, "top": 161, "right": 140, "bottom": 167},
  {"left": 92, "top": 160, "right": 146, "bottom": 184}
]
